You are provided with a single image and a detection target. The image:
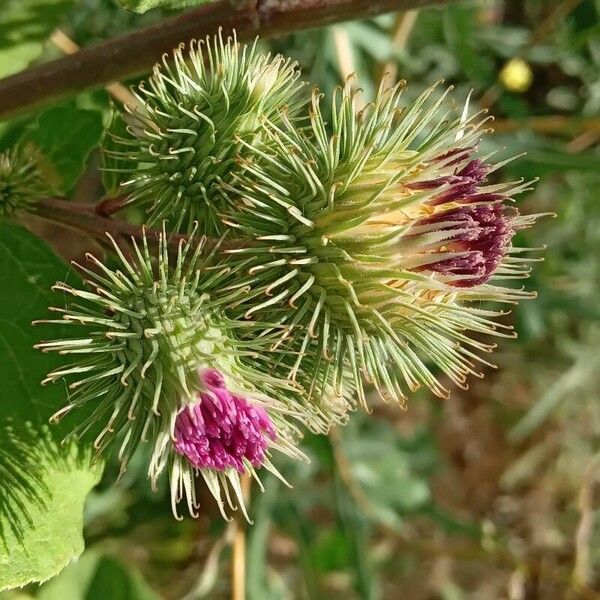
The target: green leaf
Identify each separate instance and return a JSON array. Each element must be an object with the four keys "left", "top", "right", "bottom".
[
  {"left": 311, "top": 529, "right": 351, "bottom": 572},
  {"left": 0, "top": 119, "right": 34, "bottom": 153},
  {"left": 0, "top": 222, "right": 75, "bottom": 424},
  {"left": 443, "top": 5, "right": 494, "bottom": 87},
  {"left": 0, "top": 436, "right": 101, "bottom": 592},
  {"left": 0, "top": 424, "right": 51, "bottom": 545},
  {"left": 0, "top": 0, "right": 74, "bottom": 79},
  {"left": 37, "top": 551, "right": 160, "bottom": 600},
  {"left": 0, "top": 223, "right": 103, "bottom": 589},
  {"left": 37, "top": 551, "right": 100, "bottom": 600},
  {"left": 117, "top": 0, "right": 216, "bottom": 14},
  {"left": 24, "top": 106, "right": 104, "bottom": 193}
]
